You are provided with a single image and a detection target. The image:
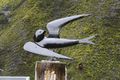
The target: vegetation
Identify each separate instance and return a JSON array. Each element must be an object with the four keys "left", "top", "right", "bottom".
[{"left": 0, "top": 0, "right": 120, "bottom": 80}]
